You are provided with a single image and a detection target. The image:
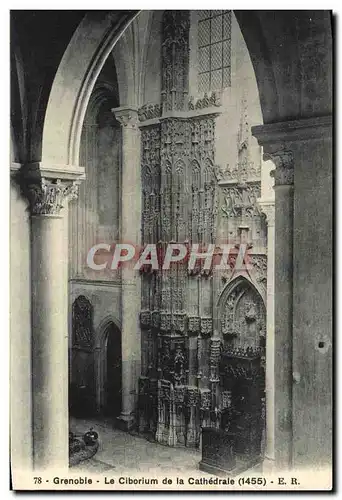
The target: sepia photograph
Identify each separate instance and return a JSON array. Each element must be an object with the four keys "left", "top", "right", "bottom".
[{"left": 9, "top": 8, "right": 333, "bottom": 491}]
